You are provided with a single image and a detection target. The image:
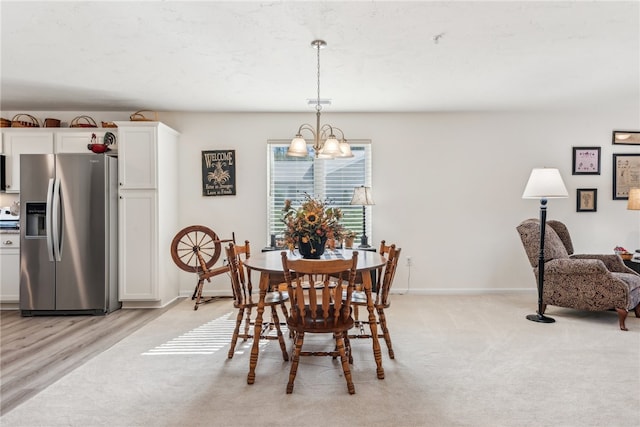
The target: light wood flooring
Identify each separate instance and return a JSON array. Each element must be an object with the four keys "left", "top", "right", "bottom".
[{"left": 0, "top": 301, "right": 180, "bottom": 415}]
